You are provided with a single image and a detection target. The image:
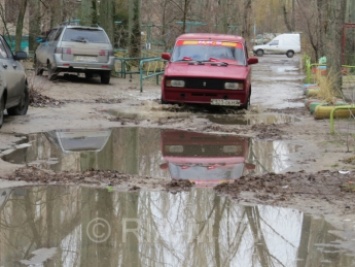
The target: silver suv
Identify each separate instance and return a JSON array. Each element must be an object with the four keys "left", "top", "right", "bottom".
[{"left": 34, "top": 23, "right": 115, "bottom": 84}]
